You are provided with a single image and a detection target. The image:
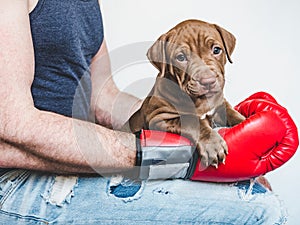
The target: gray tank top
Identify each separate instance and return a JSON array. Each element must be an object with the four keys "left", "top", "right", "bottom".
[{"left": 30, "top": 0, "right": 104, "bottom": 120}]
